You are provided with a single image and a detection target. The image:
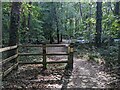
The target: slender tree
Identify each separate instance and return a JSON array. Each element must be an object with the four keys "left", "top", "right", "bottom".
[
  {"left": 114, "top": 2, "right": 120, "bottom": 61},
  {"left": 53, "top": 3, "right": 60, "bottom": 44},
  {"left": 95, "top": 2, "right": 102, "bottom": 47},
  {"left": 21, "top": 6, "right": 27, "bottom": 44},
  {"left": 55, "top": 9, "right": 60, "bottom": 44},
  {"left": 8, "top": 2, "right": 21, "bottom": 56},
  {"left": 0, "top": 2, "right": 2, "bottom": 47},
  {"left": 79, "top": 2, "right": 83, "bottom": 30},
  {"left": 114, "top": 2, "right": 120, "bottom": 15},
  {"left": 118, "top": 32, "right": 120, "bottom": 61},
  {"left": 28, "top": 2, "right": 32, "bottom": 43},
  {"left": 79, "top": 2, "right": 82, "bottom": 19}
]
